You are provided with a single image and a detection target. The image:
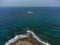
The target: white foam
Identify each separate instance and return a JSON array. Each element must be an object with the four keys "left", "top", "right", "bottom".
[
  {"left": 27, "top": 30, "right": 50, "bottom": 45},
  {"left": 27, "top": 11, "right": 34, "bottom": 14},
  {"left": 5, "top": 30, "right": 50, "bottom": 45}
]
